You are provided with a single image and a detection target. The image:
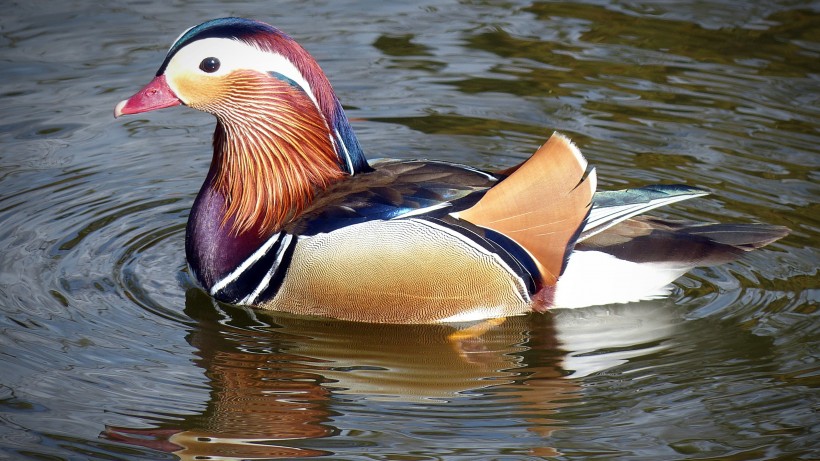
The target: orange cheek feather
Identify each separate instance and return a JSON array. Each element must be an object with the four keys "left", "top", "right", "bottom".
[{"left": 172, "top": 73, "right": 230, "bottom": 110}]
